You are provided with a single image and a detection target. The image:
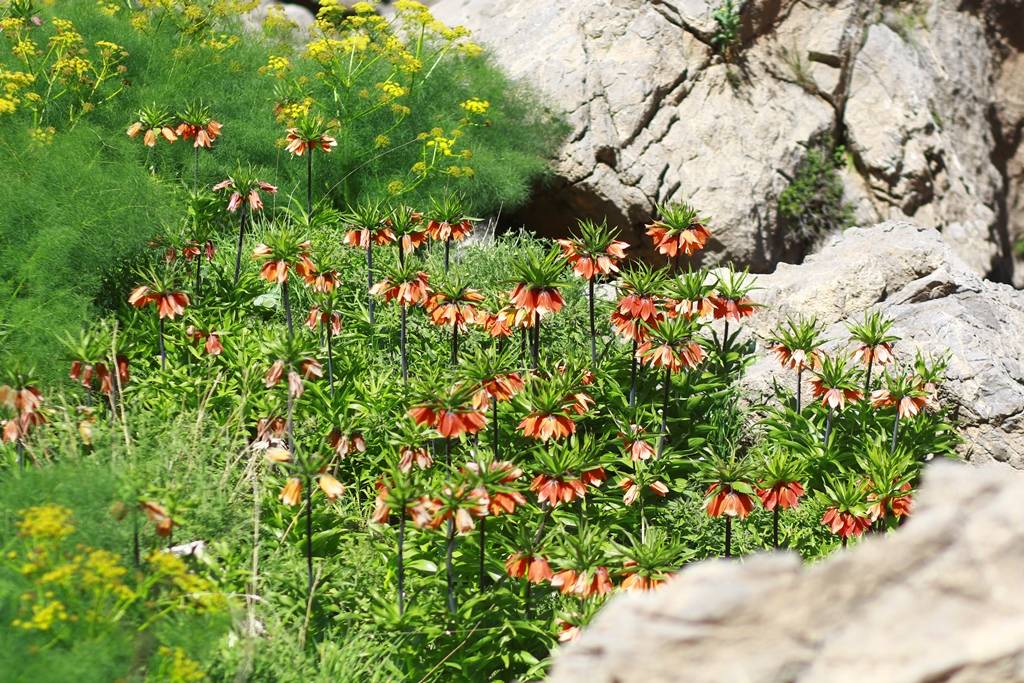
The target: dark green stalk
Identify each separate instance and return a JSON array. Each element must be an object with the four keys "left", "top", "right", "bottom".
[
  {"left": 400, "top": 304, "right": 409, "bottom": 384},
  {"left": 628, "top": 337, "right": 639, "bottom": 408},
  {"left": 16, "top": 441, "right": 24, "bottom": 471},
  {"left": 194, "top": 256, "right": 202, "bottom": 301},
  {"left": 796, "top": 366, "right": 803, "bottom": 412},
  {"left": 531, "top": 315, "right": 541, "bottom": 370},
  {"left": 445, "top": 517, "right": 456, "bottom": 613},
  {"left": 305, "top": 473, "right": 314, "bottom": 599},
  {"left": 283, "top": 278, "right": 293, "bottom": 339},
  {"left": 824, "top": 406, "right": 834, "bottom": 446},
  {"left": 305, "top": 149, "right": 313, "bottom": 215},
  {"left": 367, "top": 241, "right": 375, "bottom": 325},
  {"left": 397, "top": 508, "right": 406, "bottom": 615},
  {"left": 233, "top": 205, "right": 248, "bottom": 286},
  {"left": 193, "top": 146, "right": 199, "bottom": 189},
  {"left": 724, "top": 516, "right": 732, "bottom": 558},
  {"left": 326, "top": 324, "right": 335, "bottom": 396},
  {"left": 444, "top": 237, "right": 451, "bottom": 273},
  {"left": 658, "top": 367, "right": 671, "bottom": 456},
  {"left": 158, "top": 317, "right": 166, "bottom": 371},
  {"left": 450, "top": 320, "right": 459, "bottom": 366},
  {"left": 478, "top": 516, "right": 486, "bottom": 591},
  {"left": 491, "top": 396, "right": 498, "bottom": 459},
  {"left": 588, "top": 278, "right": 596, "bottom": 365},
  {"left": 891, "top": 414, "right": 900, "bottom": 453},
  {"left": 772, "top": 507, "right": 780, "bottom": 549}
]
